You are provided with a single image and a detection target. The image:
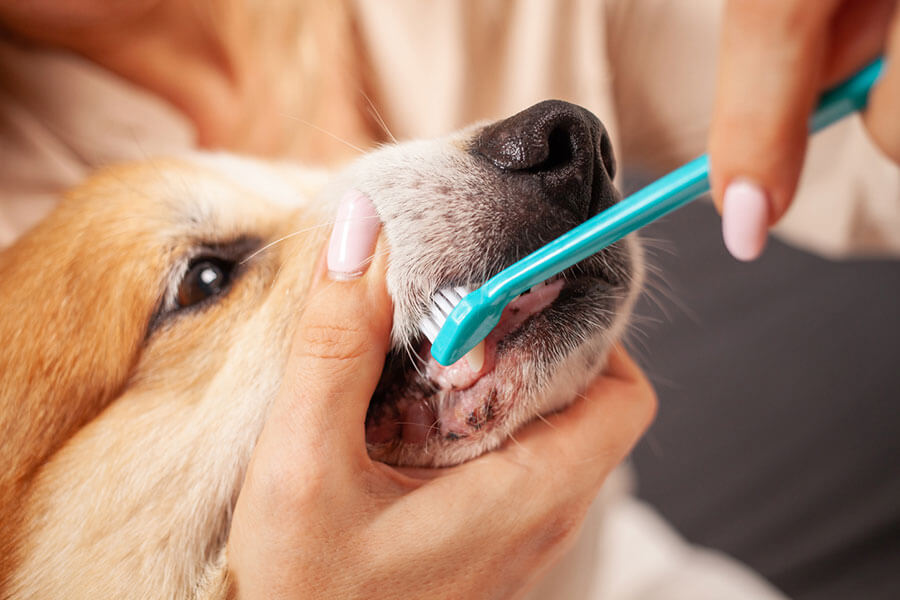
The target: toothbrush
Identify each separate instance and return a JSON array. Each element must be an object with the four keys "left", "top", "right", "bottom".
[{"left": 424, "top": 56, "right": 886, "bottom": 367}]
